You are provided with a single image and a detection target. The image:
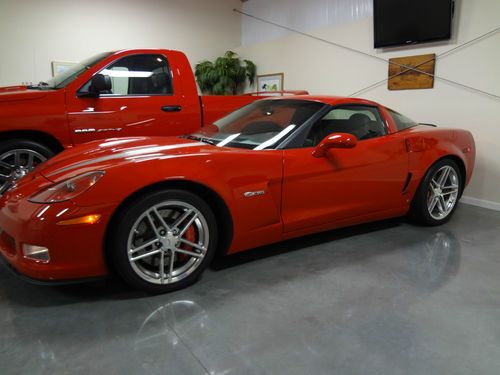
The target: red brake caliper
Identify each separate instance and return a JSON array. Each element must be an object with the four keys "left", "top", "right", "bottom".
[{"left": 177, "top": 226, "right": 196, "bottom": 262}]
